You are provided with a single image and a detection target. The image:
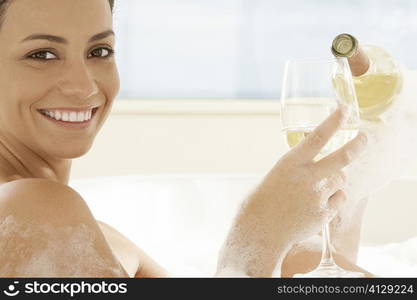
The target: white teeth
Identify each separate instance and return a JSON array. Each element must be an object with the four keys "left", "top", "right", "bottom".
[
  {"left": 77, "top": 112, "right": 84, "bottom": 122},
  {"left": 62, "top": 112, "right": 69, "bottom": 121},
  {"left": 69, "top": 112, "right": 77, "bottom": 122},
  {"left": 41, "top": 108, "right": 95, "bottom": 123}
]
